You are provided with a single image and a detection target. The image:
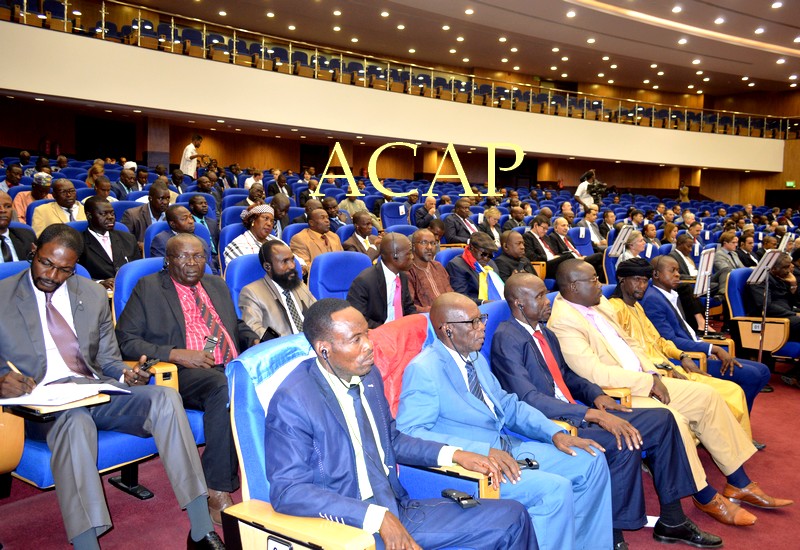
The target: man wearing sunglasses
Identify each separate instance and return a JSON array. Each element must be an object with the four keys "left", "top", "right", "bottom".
[
  {"left": 397, "top": 291, "right": 613, "bottom": 550},
  {"left": 446, "top": 232, "right": 500, "bottom": 305}
]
